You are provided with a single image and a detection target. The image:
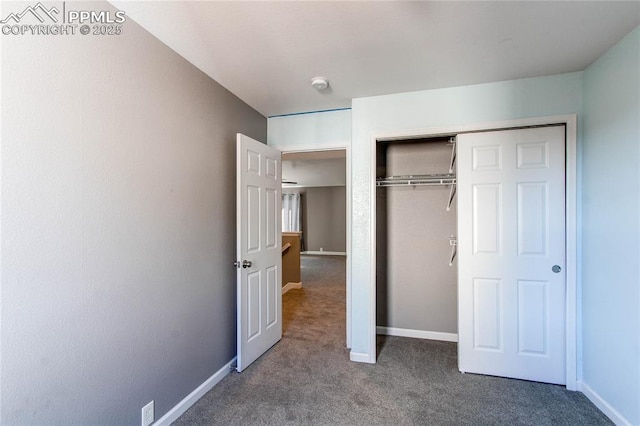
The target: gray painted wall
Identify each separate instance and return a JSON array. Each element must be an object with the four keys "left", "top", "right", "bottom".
[
  {"left": 376, "top": 140, "right": 457, "bottom": 334},
  {"left": 282, "top": 156, "right": 346, "bottom": 187},
  {"left": 305, "top": 186, "right": 347, "bottom": 252},
  {"left": 283, "top": 187, "right": 347, "bottom": 252},
  {"left": 1, "top": 2, "right": 266, "bottom": 424}
]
